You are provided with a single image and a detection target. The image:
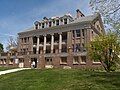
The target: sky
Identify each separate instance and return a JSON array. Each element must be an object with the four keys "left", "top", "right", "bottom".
[{"left": 0, "top": 0, "right": 92, "bottom": 50}]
